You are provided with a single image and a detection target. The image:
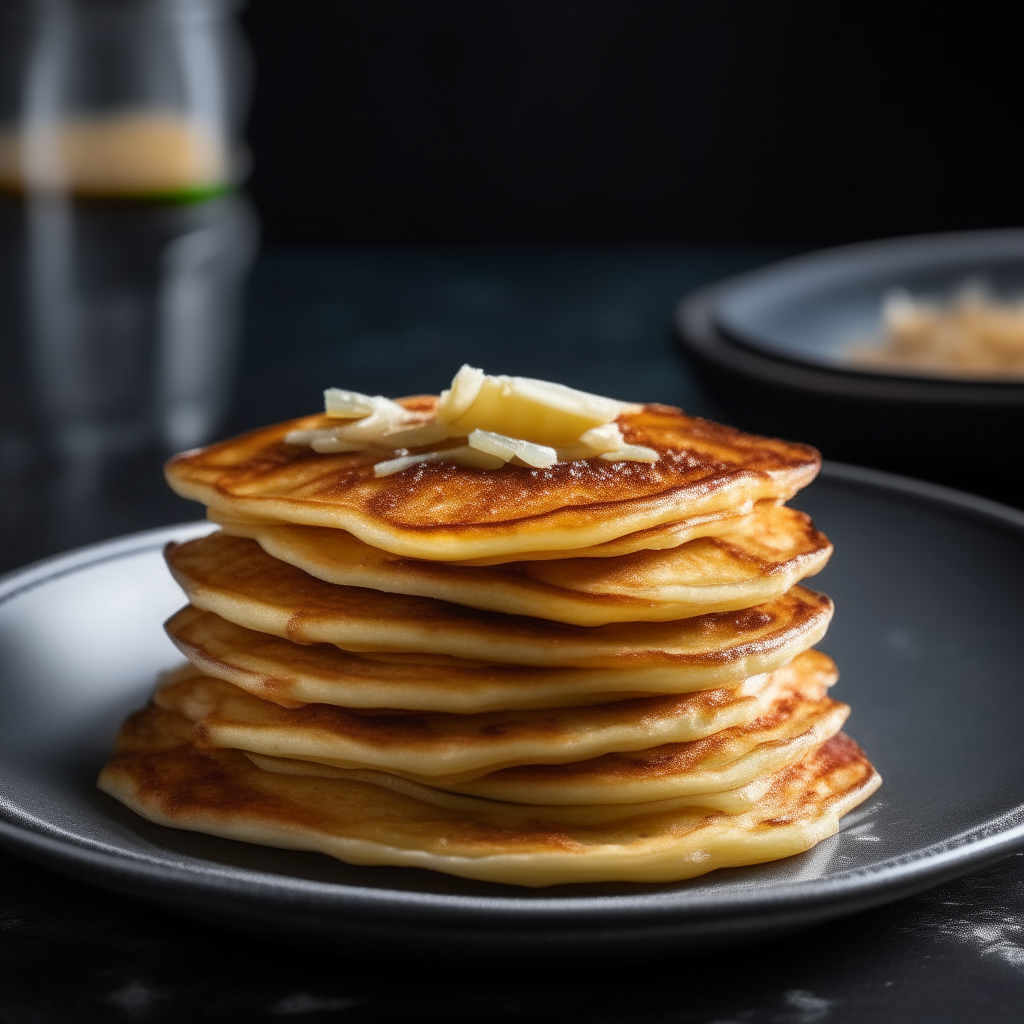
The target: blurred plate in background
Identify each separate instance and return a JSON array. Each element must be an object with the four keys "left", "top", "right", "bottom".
[
  {"left": 675, "top": 230, "right": 1024, "bottom": 505},
  {"left": 714, "top": 229, "right": 1024, "bottom": 375}
]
